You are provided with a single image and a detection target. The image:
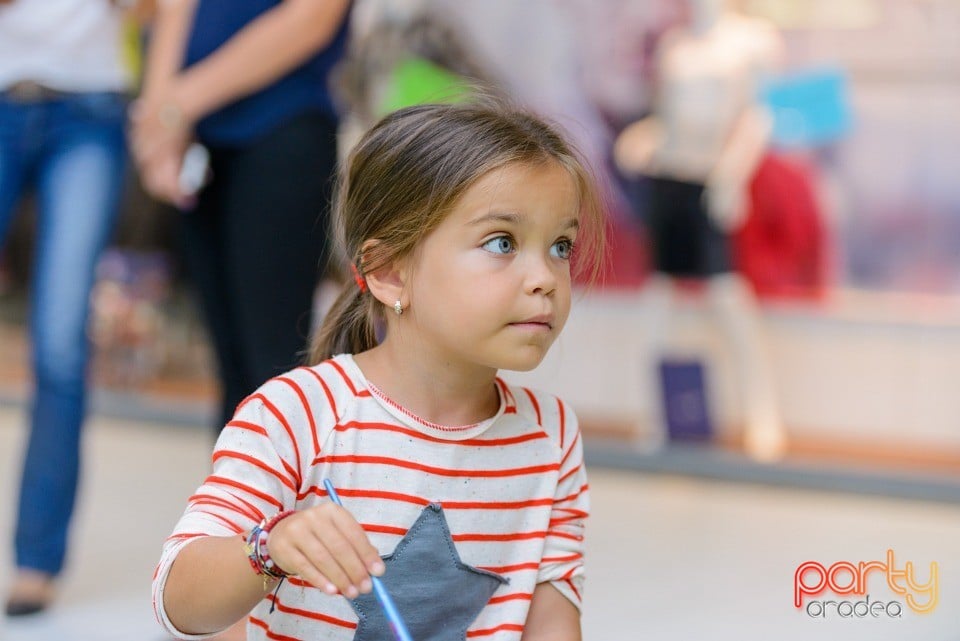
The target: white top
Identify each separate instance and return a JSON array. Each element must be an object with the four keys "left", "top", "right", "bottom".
[
  {"left": 0, "top": 0, "right": 130, "bottom": 92},
  {"left": 653, "top": 12, "right": 782, "bottom": 180},
  {"left": 153, "top": 354, "right": 588, "bottom": 640}
]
